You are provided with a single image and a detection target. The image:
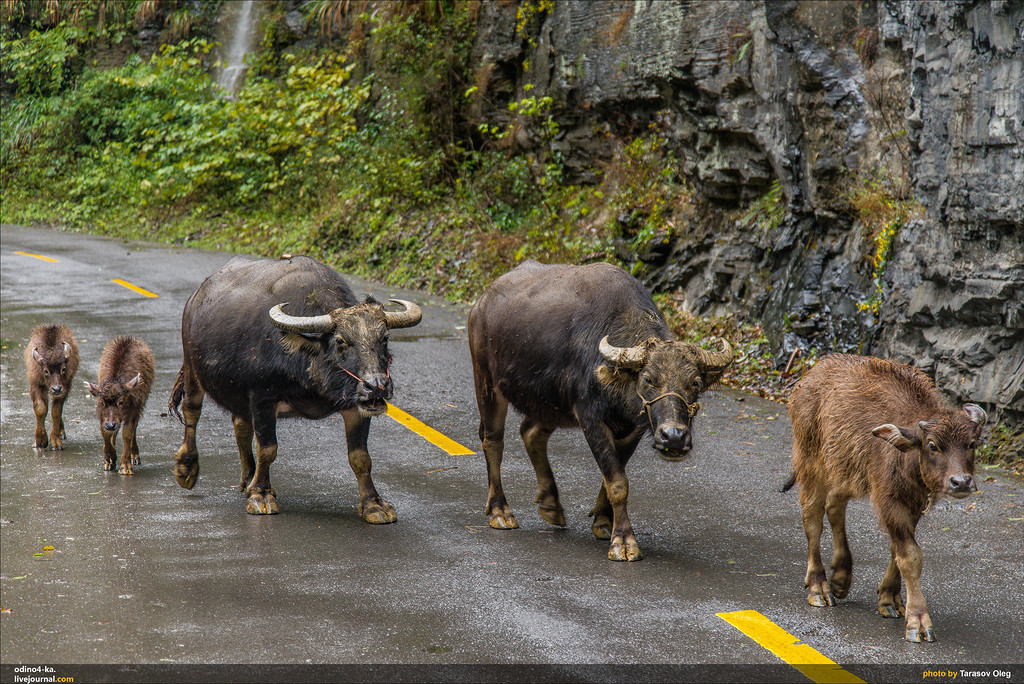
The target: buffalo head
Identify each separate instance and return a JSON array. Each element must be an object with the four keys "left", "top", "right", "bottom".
[
  {"left": 872, "top": 403, "right": 986, "bottom": 500},
  {"left": 87, "top": 373, "right": 141, "bottom": 433},
  {"left": 269, "top": 297, "right": 422, "bottom": 416},
  {"left": 32, "top": 342, "right": 73, "bottom": 397},
  {"left": 599, "top": 336, "right": 734, "bottom": 460}
]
